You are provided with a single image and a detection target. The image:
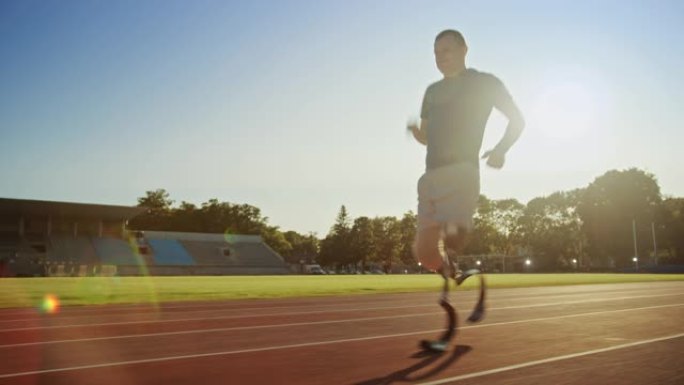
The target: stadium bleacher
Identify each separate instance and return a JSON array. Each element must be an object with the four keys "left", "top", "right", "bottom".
[
  {"left": 140, "top": 231, "right": 290, "bottom": 274},
  {"left": 231, "top": 242, "right": 285, "bottom": 267},
  {"left": 92, "top": 237, "right": 138, "bottom": 265},
  {"left": 177, "top": 241, "right": 234, "bottom": 265},
  {"left": 147, "top": 239, "right": 195, "bottom": 265},
  {"left": 0, "top": 233, "right": 20, "bottom": 259},
  {"left": 48, "top": 235, "right": 98, "bottom": 264},
  {"left": 0, "top": 233, "right": 46, "bottom": 276},
  {"left": 0, "top": 198, "right": 291, "bottom": 276}
]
